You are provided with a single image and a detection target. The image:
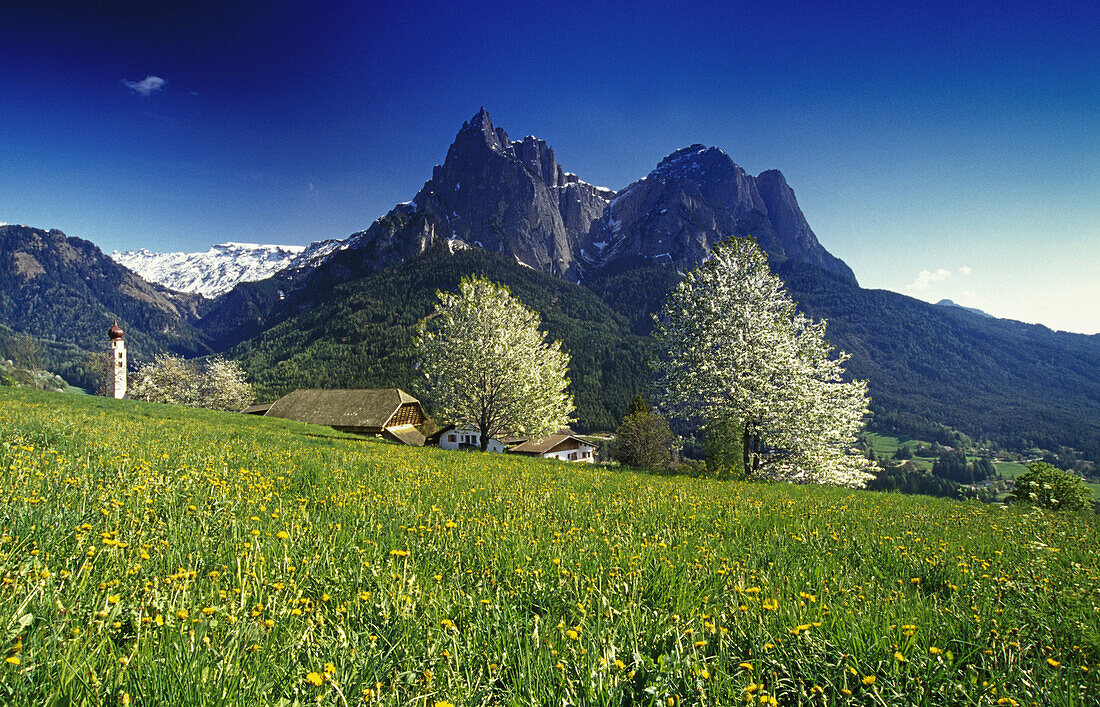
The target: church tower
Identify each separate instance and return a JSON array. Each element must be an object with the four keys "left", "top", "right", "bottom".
[{"left": 107, "top": 321, "right": 126, "bottom": 399}]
